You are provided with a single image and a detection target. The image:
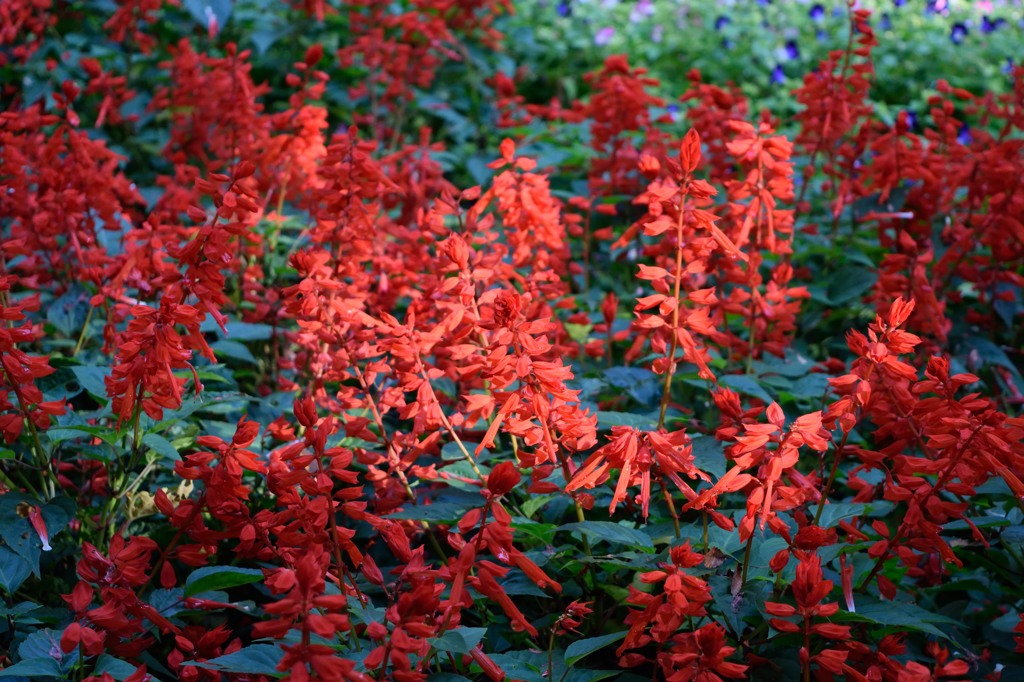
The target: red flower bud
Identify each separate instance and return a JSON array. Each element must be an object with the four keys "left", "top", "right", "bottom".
[{"left": 486, "top": 461, "right": 521, "bottom": 497}]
